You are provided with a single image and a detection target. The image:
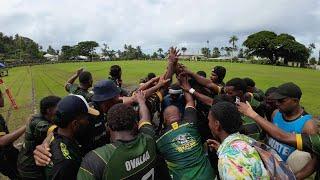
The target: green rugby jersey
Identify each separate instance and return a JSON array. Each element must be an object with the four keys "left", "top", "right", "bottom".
[
  {"left": 240, "top": 97, "right": 263, "bottom": 141},
  {"left": 156, "top": 107, "right": 215, "bottom": 180},
  {"left": 300, "top": 134, "right": 320, "bottom": 156},
  {"left": 299, "top": 134, "right": 320, "bottom": 179},
  {"left": 65, "top": 83, "right": 93, "bottom": 102},
  {"left": 17, "top": 114, "right": 51, "bottom": 179},
  {"left": 77, "top": 131, "right": 167, "bottom": 179}
]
